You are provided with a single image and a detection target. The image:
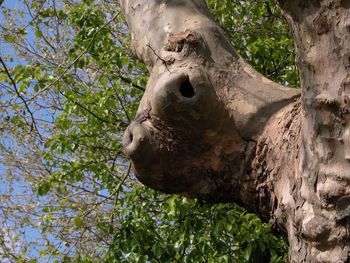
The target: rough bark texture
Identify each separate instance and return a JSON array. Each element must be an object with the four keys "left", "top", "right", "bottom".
[
  {"left": 119, "top": 0, "right": 350, "bottom": 262},
  {"left": 278, "top": 1, "right": 350, "bottom": 261}
]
